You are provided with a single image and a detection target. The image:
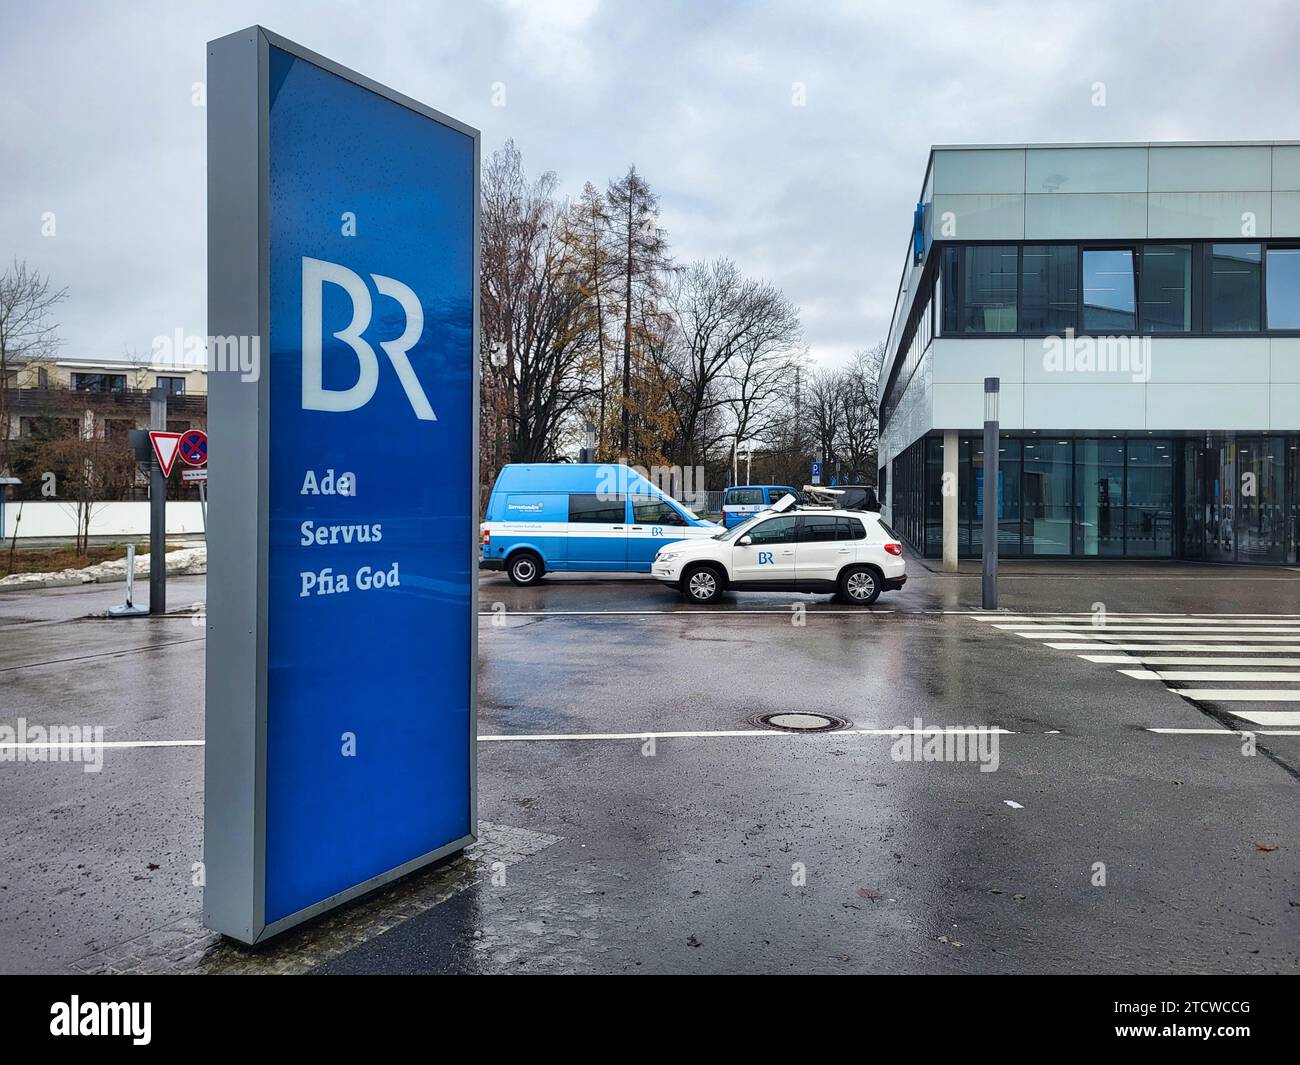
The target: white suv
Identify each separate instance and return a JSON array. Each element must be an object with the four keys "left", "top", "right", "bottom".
[{"left": 651, "top": 498, "right": 906, "bottom": 605}]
